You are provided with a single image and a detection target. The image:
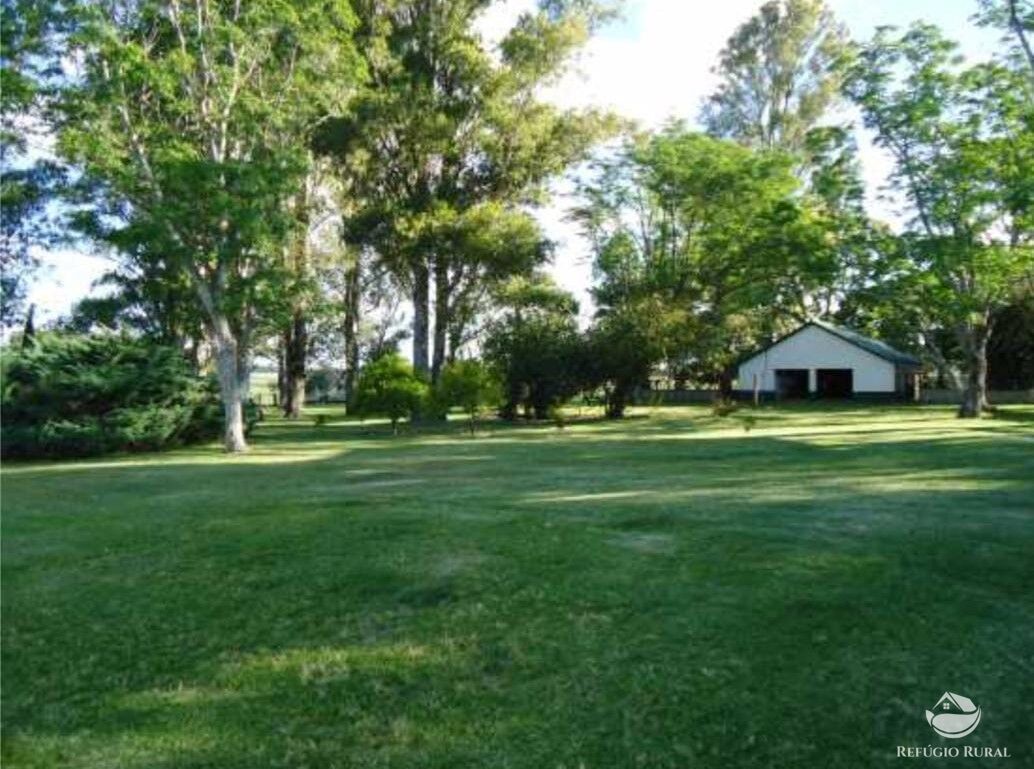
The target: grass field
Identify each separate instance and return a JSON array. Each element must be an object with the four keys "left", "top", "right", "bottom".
[{"left": 3, "top": 405, "right": 1033, "bottom": 768}]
